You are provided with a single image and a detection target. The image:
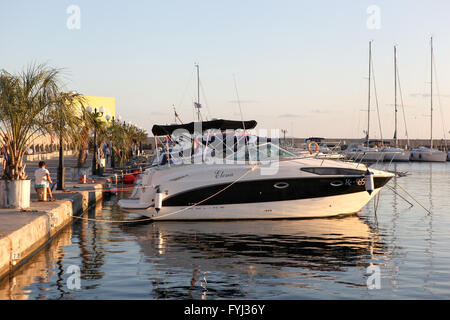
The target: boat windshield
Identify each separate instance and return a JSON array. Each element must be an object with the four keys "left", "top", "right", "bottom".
[{"left": 226, "top": 142, "right": 296, "bottom": 161}]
